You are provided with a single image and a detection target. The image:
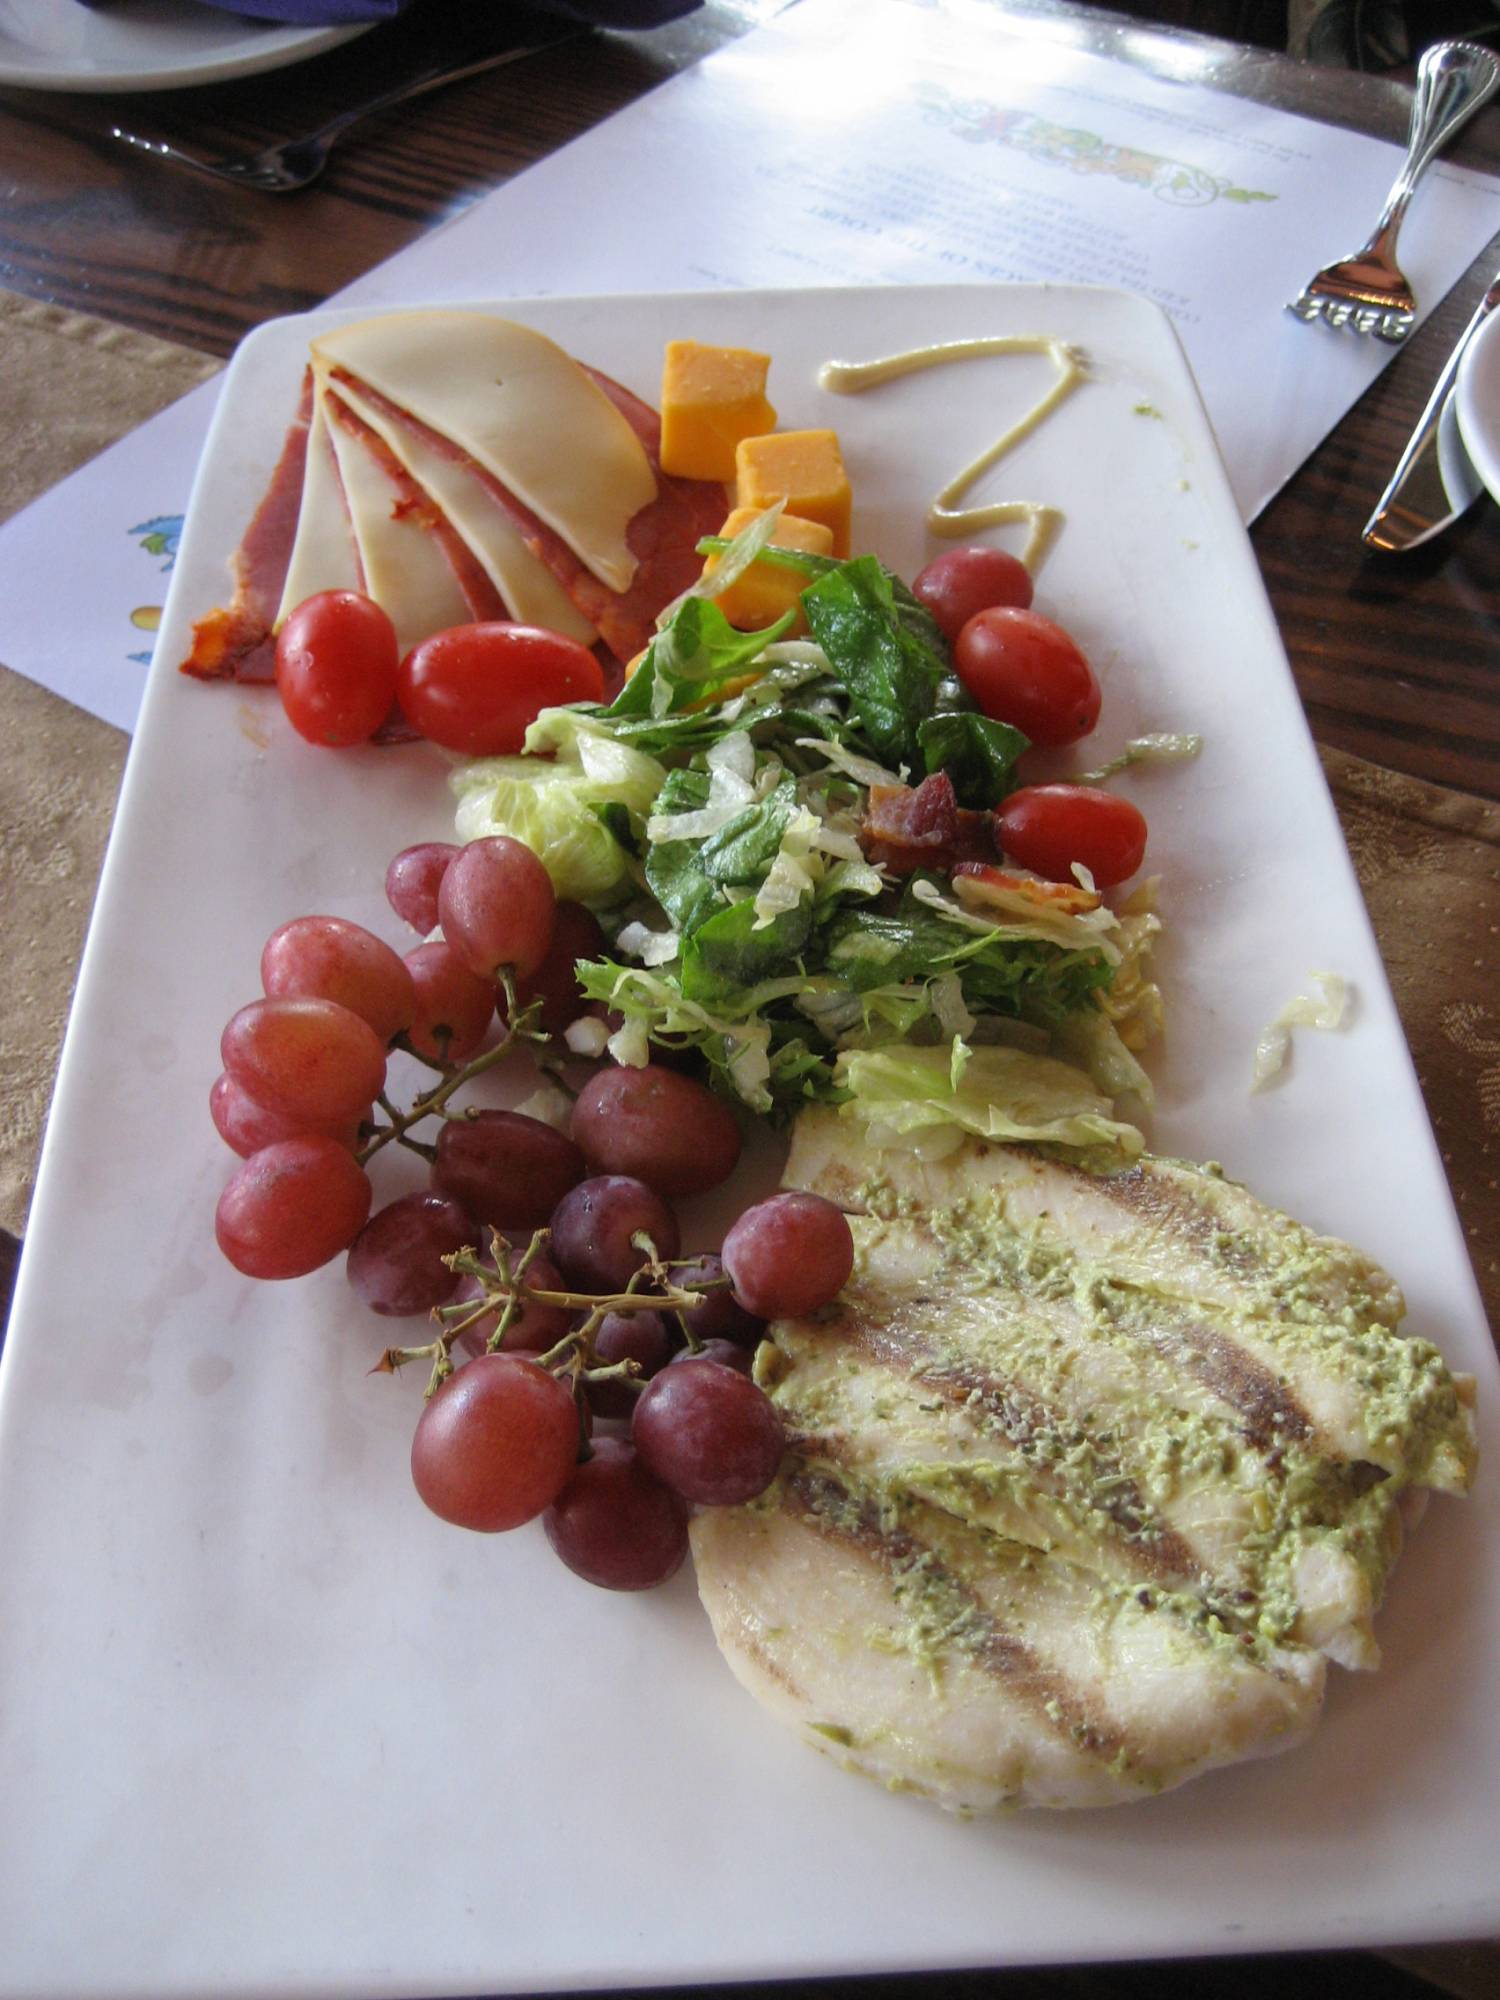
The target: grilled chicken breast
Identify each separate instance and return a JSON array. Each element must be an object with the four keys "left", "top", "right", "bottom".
[{"left": 691, "top": 1111, "right": 1476, "bottom": 1810}]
